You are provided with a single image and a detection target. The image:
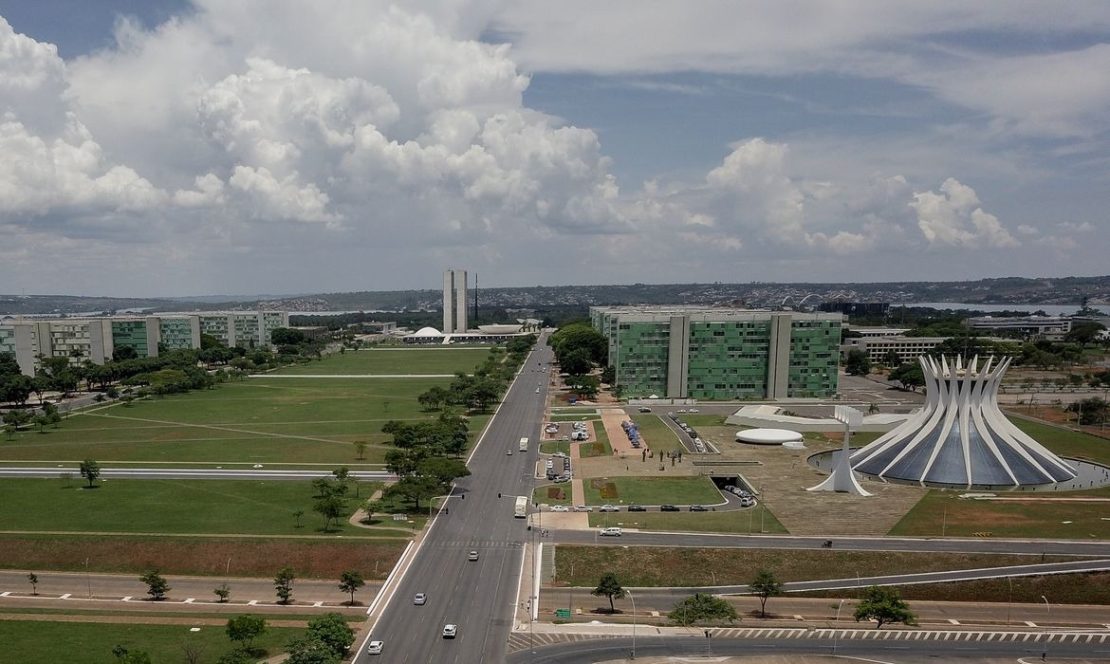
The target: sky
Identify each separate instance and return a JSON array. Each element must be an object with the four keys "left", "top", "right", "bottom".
[{"left": 0, "top": 1, "right": 1108, "bottom": 297}]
